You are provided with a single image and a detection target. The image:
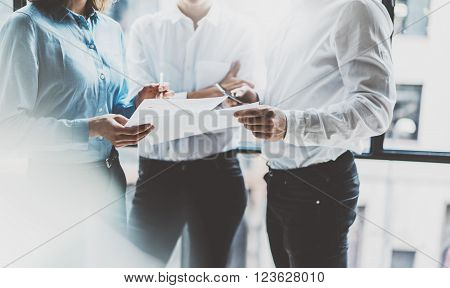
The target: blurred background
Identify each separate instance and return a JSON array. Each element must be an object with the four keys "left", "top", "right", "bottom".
[{"left": 0, "top": 0, "right": 449, "bottom": 268}]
